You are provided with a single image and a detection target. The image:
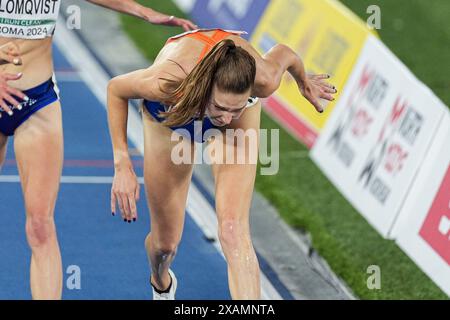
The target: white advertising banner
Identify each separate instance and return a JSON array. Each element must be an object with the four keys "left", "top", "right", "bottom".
[
  {"left": 393, "top": 111, "right": 450, "bottom": 296},
  {"left": 310, "top": 35, "right": 447, "bottom": 238}
]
